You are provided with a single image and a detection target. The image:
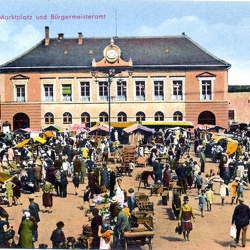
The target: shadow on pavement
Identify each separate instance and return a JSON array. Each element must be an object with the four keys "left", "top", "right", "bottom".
[{"left": 160, "top": 236, "right": 183, "bottom": 242}]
